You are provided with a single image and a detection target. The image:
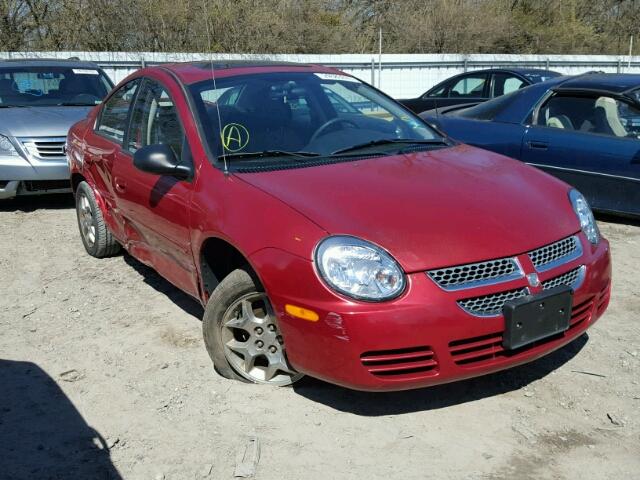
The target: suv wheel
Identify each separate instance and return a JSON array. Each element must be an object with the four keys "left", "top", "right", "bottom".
[
  {"left": 75, "top": 181, "right": 121, "bottom": 258},
  {"left": 203, "top": 269, "right": 303, "bottom": 386}
]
